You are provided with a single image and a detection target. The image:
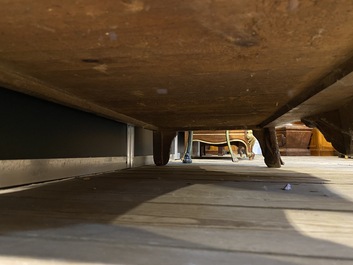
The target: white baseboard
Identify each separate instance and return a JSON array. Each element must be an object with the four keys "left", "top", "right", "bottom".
[
  {"left": 133, "top": 155, "right": 154, "bottom": 168},
  {"left": 0, "top": 157, "right": 127, "bottom": 188},
  {"left": 170, "top": 153, "right": 181, "bottom": 160}
]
